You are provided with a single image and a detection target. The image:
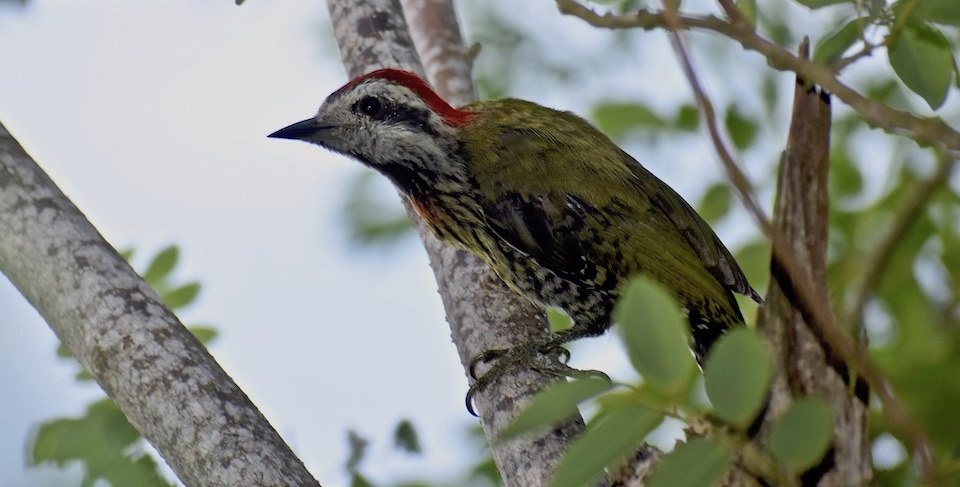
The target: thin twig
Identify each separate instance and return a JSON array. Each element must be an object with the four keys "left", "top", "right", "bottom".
[
  {"left": 715, "top": 0, "right": 752, "bottom": 31},
  {"left": 554, "top": 0, "right": 960, "bottom": 156},
  {"left": 831, "top": 41, "right": 878, "bottom": 73},
  {"left": 846, "top": 153, "right": 958, "bottom": 328},
  {"left": 830, "top": 13, "right": 879, "bottom": 73},
  {"left": 657, "top": 2, "right": 936, "bottom": 480}
]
